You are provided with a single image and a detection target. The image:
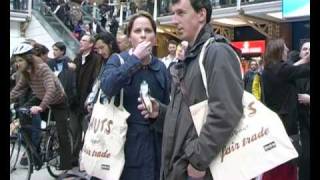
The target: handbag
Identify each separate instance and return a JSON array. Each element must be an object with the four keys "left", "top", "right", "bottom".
[
  {"left": 189, "top": 37, "right": 298, "bottom": 180},
  {"left": 80, "top": 54, "right": 130, "bottom": 180}
]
